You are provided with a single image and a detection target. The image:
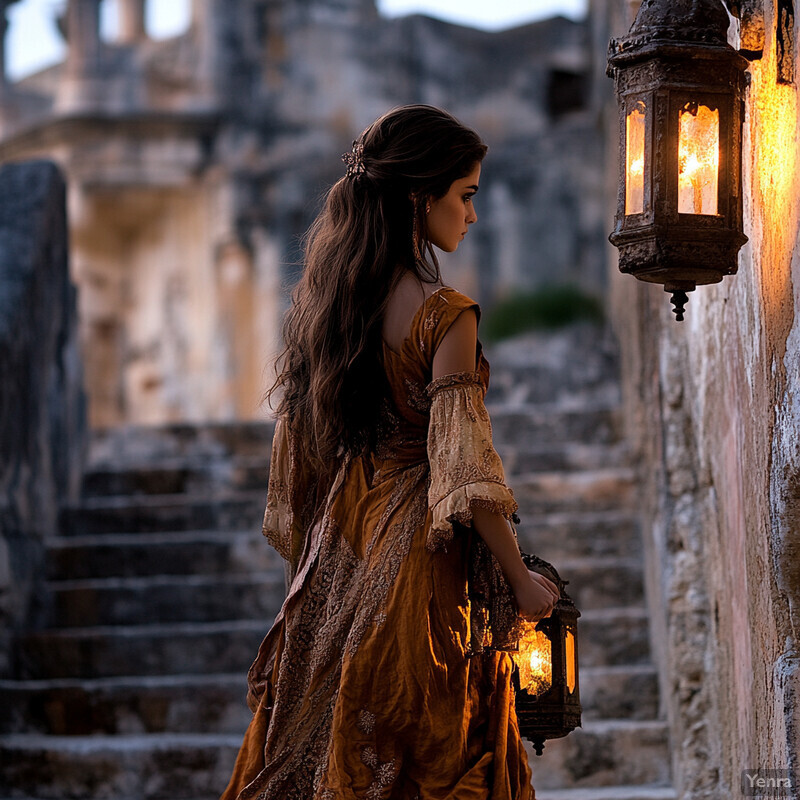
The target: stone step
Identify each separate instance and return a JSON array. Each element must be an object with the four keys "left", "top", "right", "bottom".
[
  {"left": 0, "top": 662, "right": 658, "bottom": 739},
  {"left": 45, "top": 573, "right": 286, "bottom": 627},
  {"left": 87, "top": 404, "right": 624, "bottom": 476},
  {"left": 486, "top": 377, "right": 622, "bottom": 410},
  {"left": 578, "top": 665, "right": 659, "bottom": 721},
  {"left": 538, "top": 556, "right": 645, "bottom": 610},
  {"left": 59, "top": 492, "right": 264, "bottom": 536},
  {"left": 485, "top": 324, "right": 621, "bottom": 393},
  {"left": 49, "top": 505, "right": 640, "bottom": 577},
  {"left": 490, "top": 405, "right": 624, "bottom": 447},
  {"left": 0, "top": 736, "right": 676, "bottom": 800},
  {"left": 0, "top": 727, "right": 674, "bottom": 800},
  {"left": 498, "top": 441, "right": 631, "bottom": 474},
  {"left": 88, "top": 422, "right": 276, "bottom": 466},
  {"left": 513, "top": 468, "right": 637, "bottom": 515},
  {"left": 515, "top": 509, "right": 642, "bottom": 561},
  {"left": 0, "top": 674, "right": 251, "bottom": 736},
  {"left": 45, "top": 530, "right": 280, "bottom": 581},
  {"left": 535, "top": 785, "right": 676, "bottom": 799},
  {"left": 18, "top": 606, "right": 649, "bottom": 681},
  {"left": 18, "top": 620, "right": 270, "bottom": 680},
  {"left": 0, "top": 733, "right": 241, "bottom": 800},
  {"left": 526, "top": 720, "right": 672, "bottom": 790},
  {"left": 81, "top": 458, "right": 269, "bottom": 499},
  {"left": 574, "top": 607, "right": 652, "bottom": 668}
]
